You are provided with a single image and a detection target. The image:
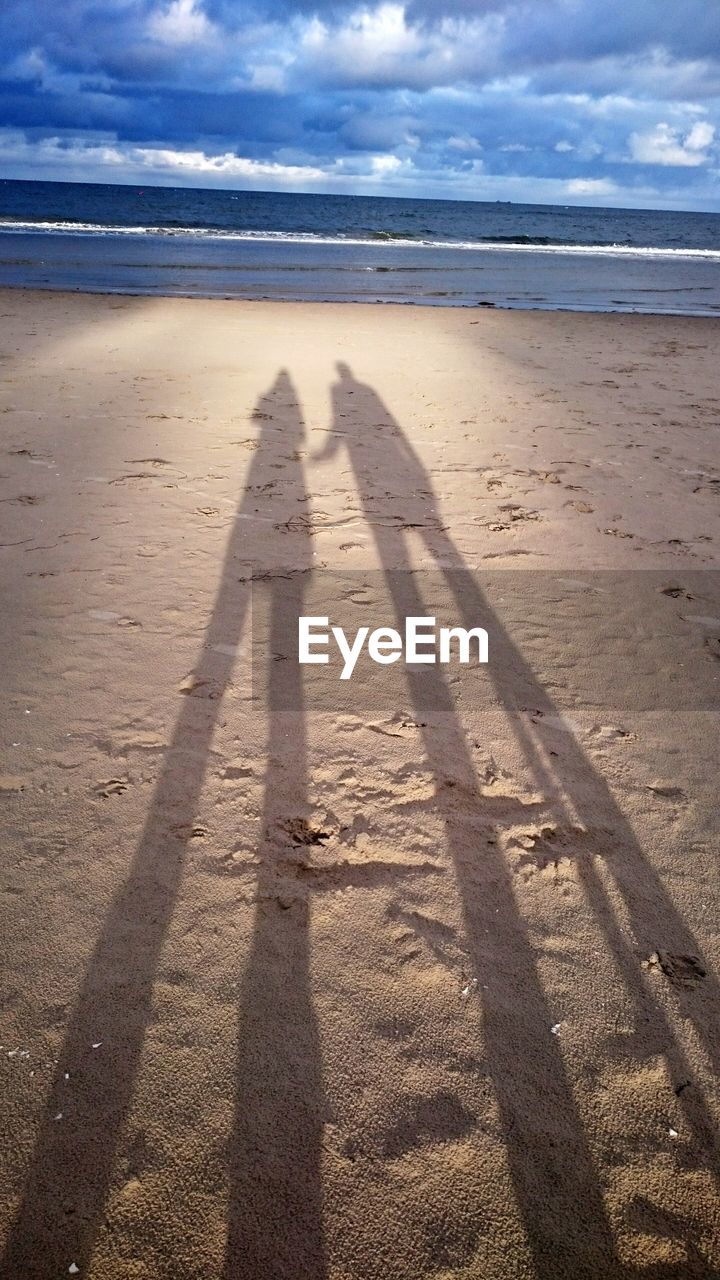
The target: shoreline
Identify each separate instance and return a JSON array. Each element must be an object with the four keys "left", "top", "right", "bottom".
[{"left": 3, "top": 280, "right": 720, "bottom": 318}]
